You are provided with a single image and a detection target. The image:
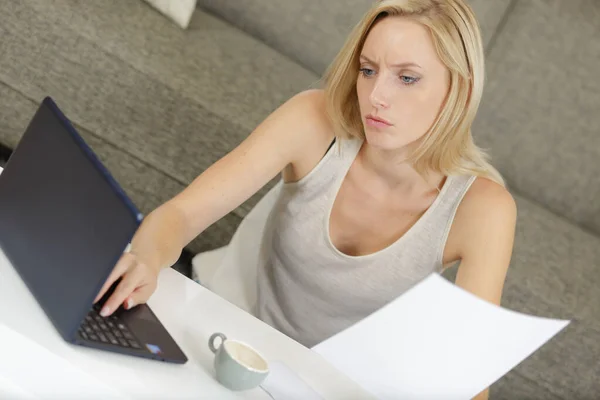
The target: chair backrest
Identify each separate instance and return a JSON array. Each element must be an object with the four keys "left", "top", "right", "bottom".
[{"left": 204, "top": 181, "right": 284, "bottom": 314}]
